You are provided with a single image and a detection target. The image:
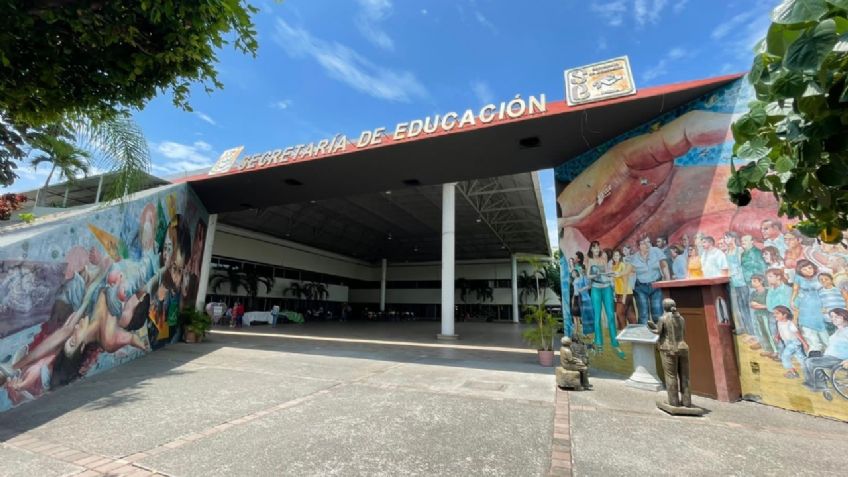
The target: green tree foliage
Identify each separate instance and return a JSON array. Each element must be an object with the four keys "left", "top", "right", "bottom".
[
  {"left": 0, "top": 1, "right": 259, "bottom": 188},
  {"left": 0, "top": 1, "right": 258, "bottom": 126},
  {"left": 730, "top": 0, "right": 848, "bottom": 243}
]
